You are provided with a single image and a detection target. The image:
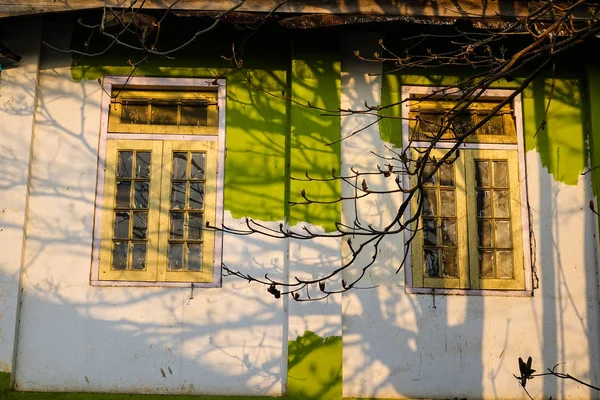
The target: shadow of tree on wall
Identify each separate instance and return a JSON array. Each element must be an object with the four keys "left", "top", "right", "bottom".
[{"left": 0, "top": 11, "right": 599, "bottom": 400}]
